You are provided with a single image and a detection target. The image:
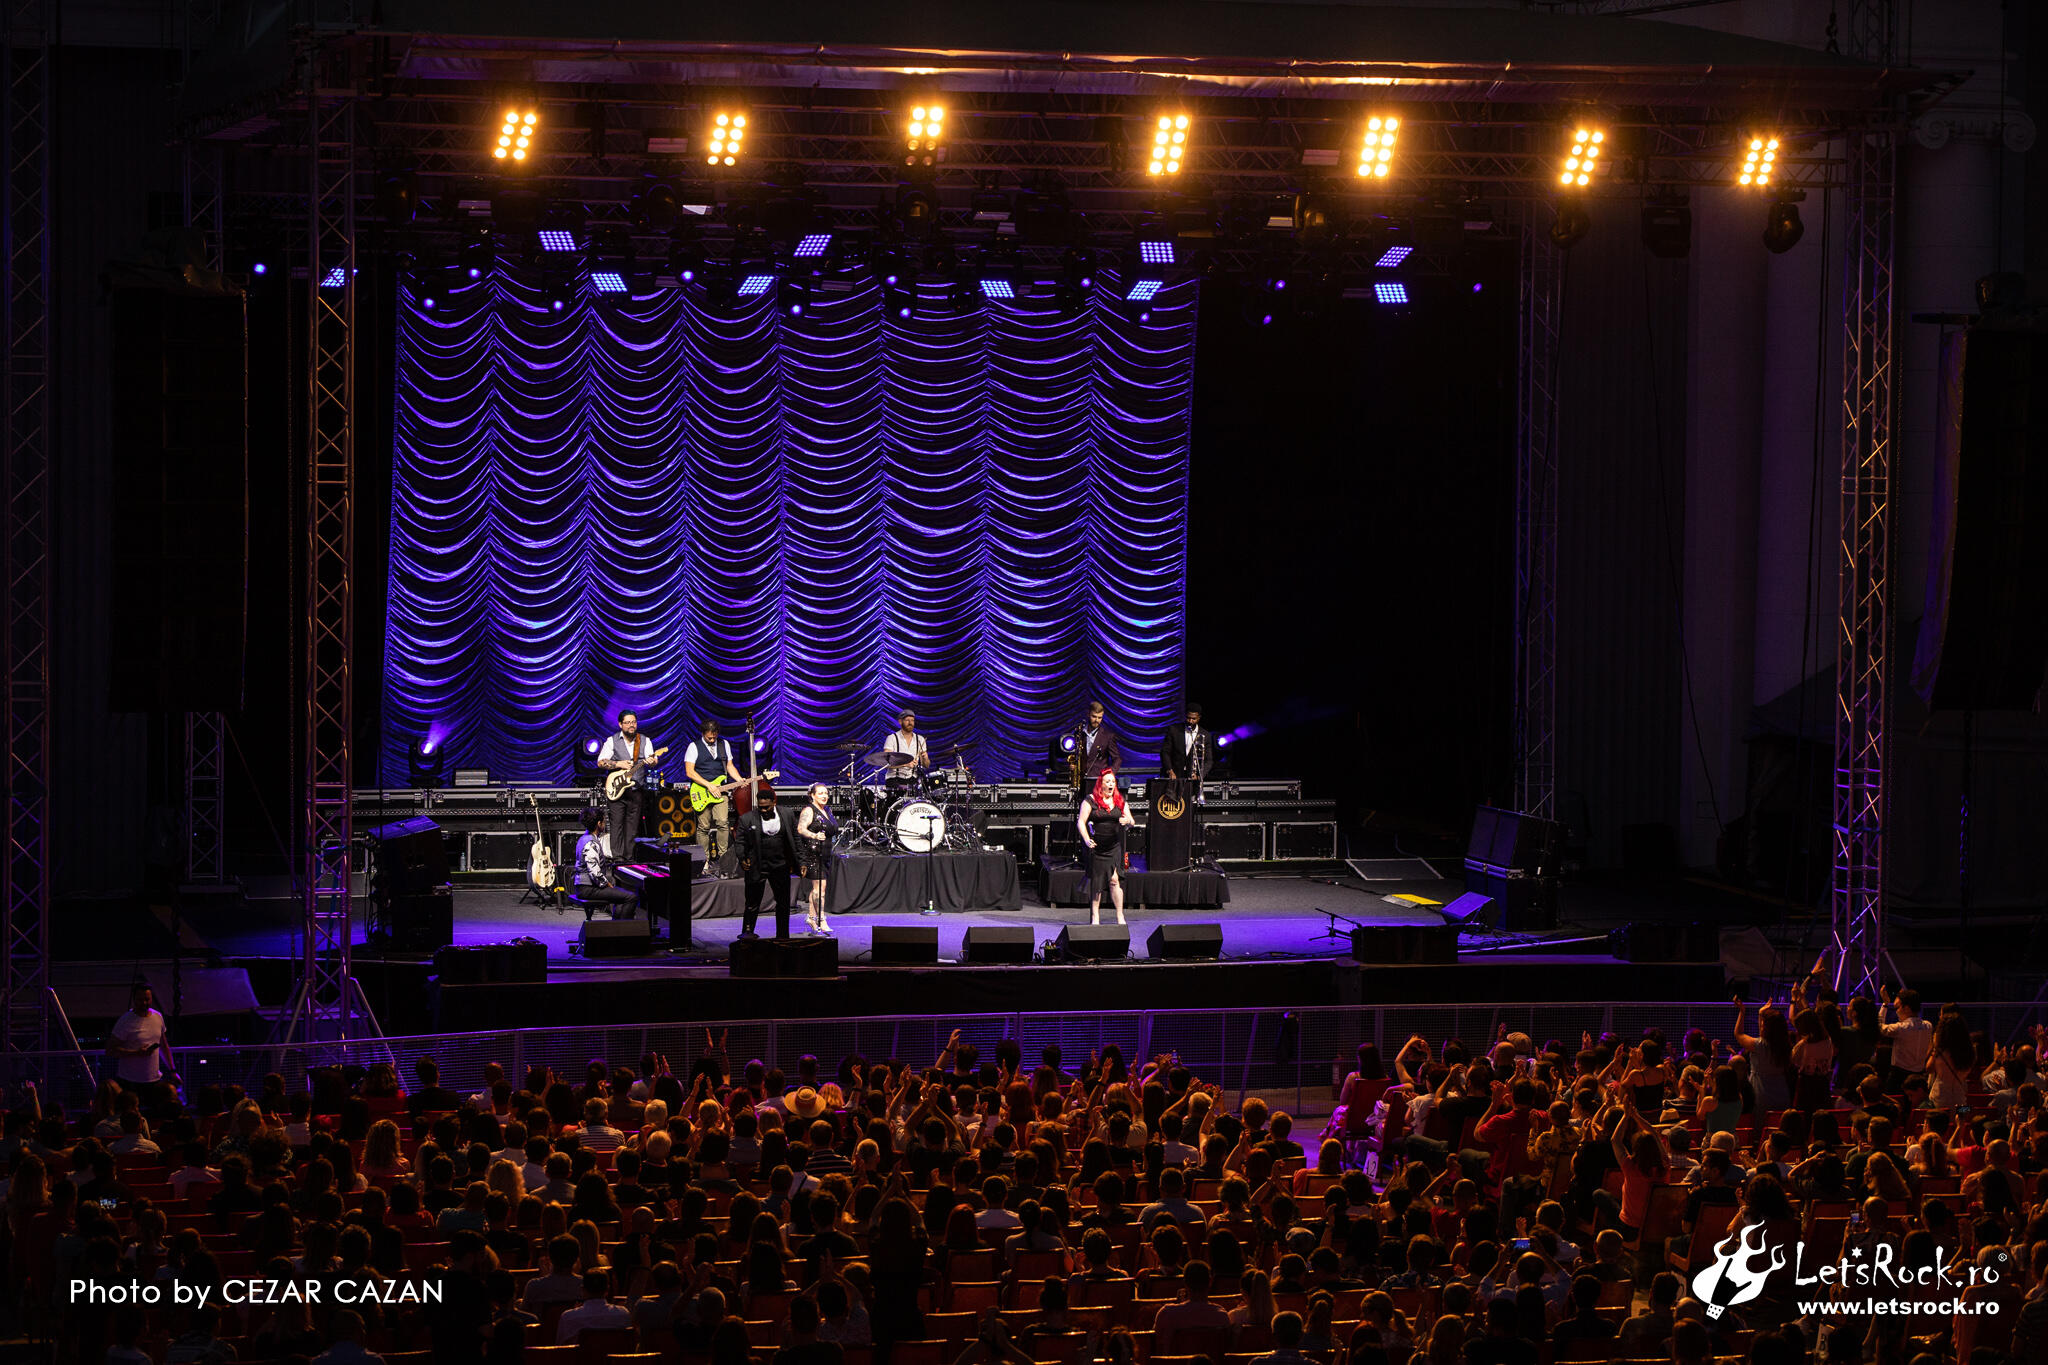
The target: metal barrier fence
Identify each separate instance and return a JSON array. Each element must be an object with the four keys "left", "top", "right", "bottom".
[{"left": 13, "top": 999, "right": 2047, "bottom": 1118}]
